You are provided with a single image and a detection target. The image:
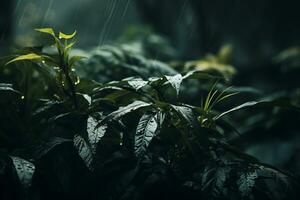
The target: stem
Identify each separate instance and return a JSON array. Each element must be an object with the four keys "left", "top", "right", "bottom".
[
  {"left": 64, "top": 69, "right": 78, "bottom": 109},
  {"left": 58, "top": 46, "right": 78, "bottom": 109}
]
